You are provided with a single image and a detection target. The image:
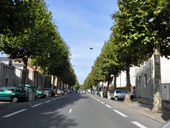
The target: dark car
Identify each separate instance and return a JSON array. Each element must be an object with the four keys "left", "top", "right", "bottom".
[
  {"left": 0, "top": 86, "right": 27, "bottom": 102},
  {"left": 44, "top": 88, "right": 55, "bottom": 97}
]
